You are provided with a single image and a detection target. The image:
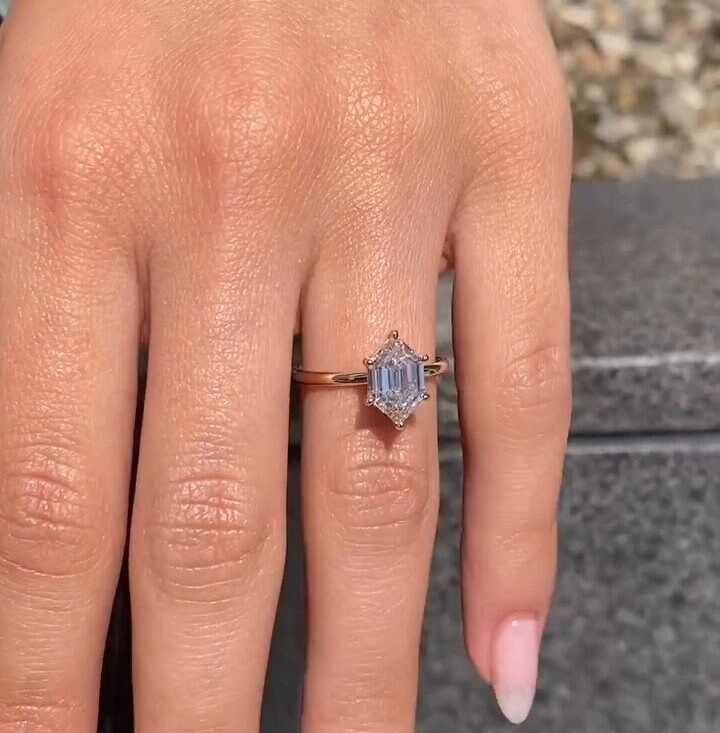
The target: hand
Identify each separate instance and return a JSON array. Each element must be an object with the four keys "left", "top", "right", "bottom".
[{"left": 0, "top": 1, "right": 571, "bottom": 729}]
